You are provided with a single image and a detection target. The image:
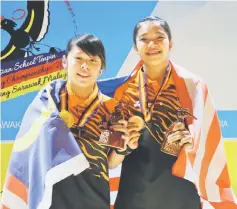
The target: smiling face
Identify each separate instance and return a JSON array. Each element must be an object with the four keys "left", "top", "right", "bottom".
[
  {"left": 135, "top": 20, "right": 172, "bottom": 67},
  {"left": 63, "top": 46, "right": 102, "bottom": 88}
]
